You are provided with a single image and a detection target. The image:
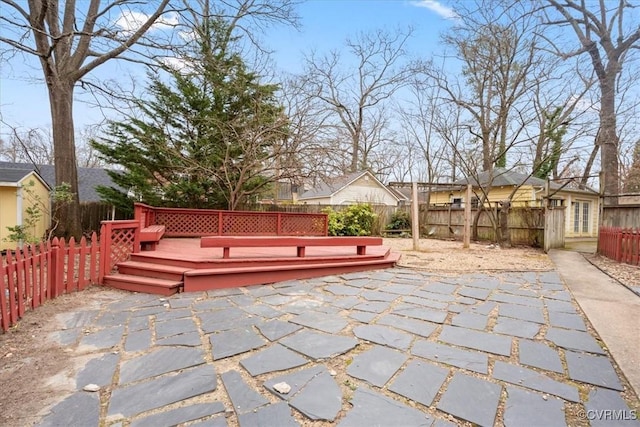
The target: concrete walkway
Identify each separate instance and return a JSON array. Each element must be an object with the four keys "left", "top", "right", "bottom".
[{"left": 33, "top": 263, "right": 639, "bottom": 426}]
